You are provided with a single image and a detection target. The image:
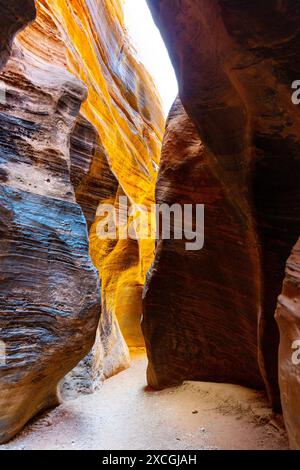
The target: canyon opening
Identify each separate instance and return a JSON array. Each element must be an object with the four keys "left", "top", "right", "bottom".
[{"left": 0, "top": 0, "right": 300, "bottom": 455}]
